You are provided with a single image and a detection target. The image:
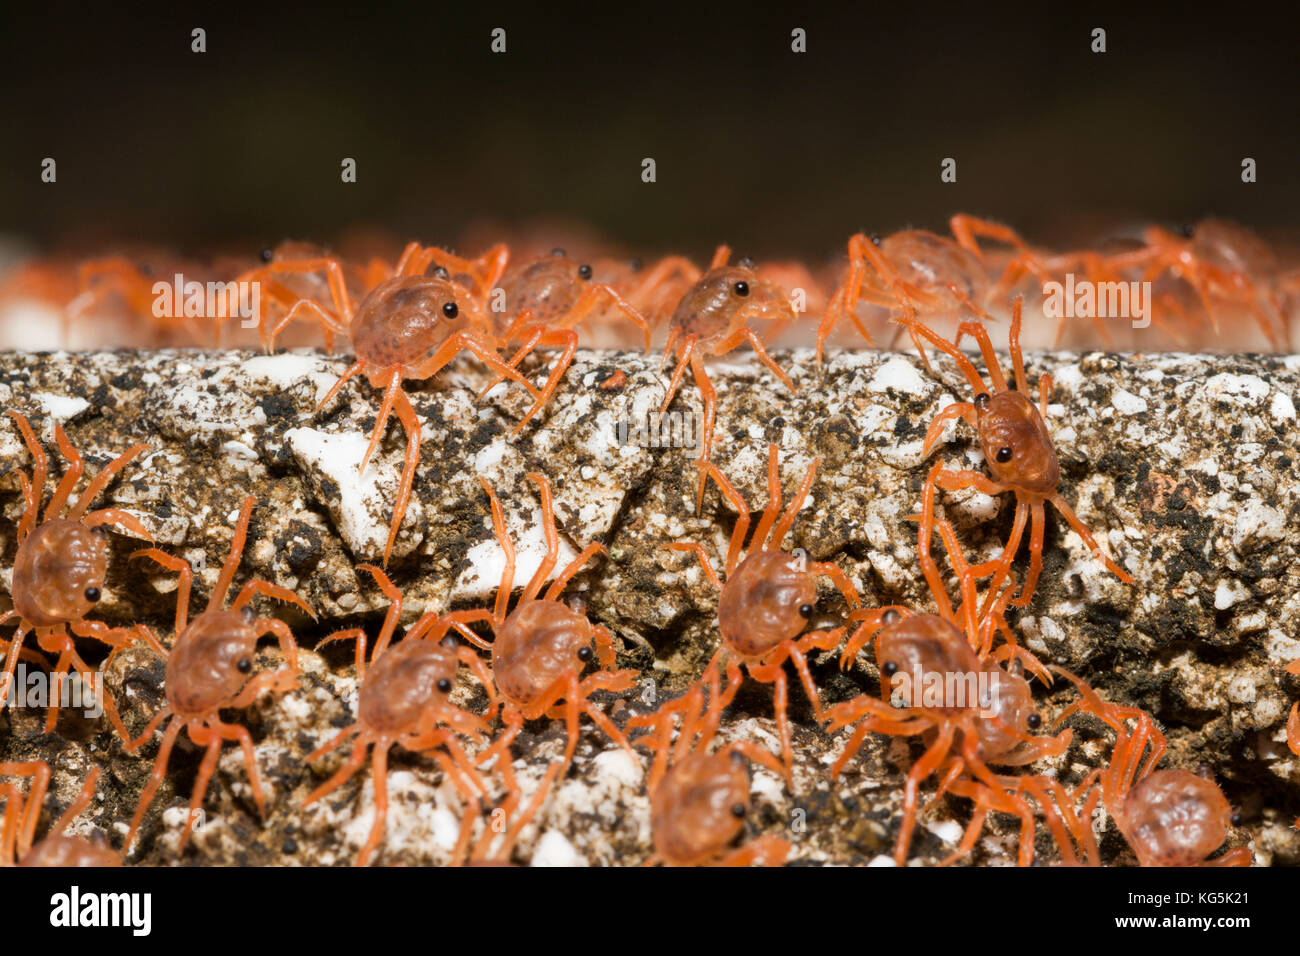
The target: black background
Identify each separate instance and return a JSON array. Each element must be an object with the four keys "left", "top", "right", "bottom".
[
  {"left": 2, "top": 862, "right": 1277, "bottom": 941},
  {"left": 2, "top": 1, "right": 1298, "bottom": 261}
]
